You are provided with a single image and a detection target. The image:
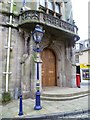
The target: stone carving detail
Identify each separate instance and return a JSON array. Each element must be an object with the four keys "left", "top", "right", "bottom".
[
  {"left": 20, "top": 10, "right": 78, "bottom": 34},
  {"left": 20, "top": 11, "right": 39, "bottom": 23},
  {"left": 43, "top": 14, "right": 75, "bottom": 32}
]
